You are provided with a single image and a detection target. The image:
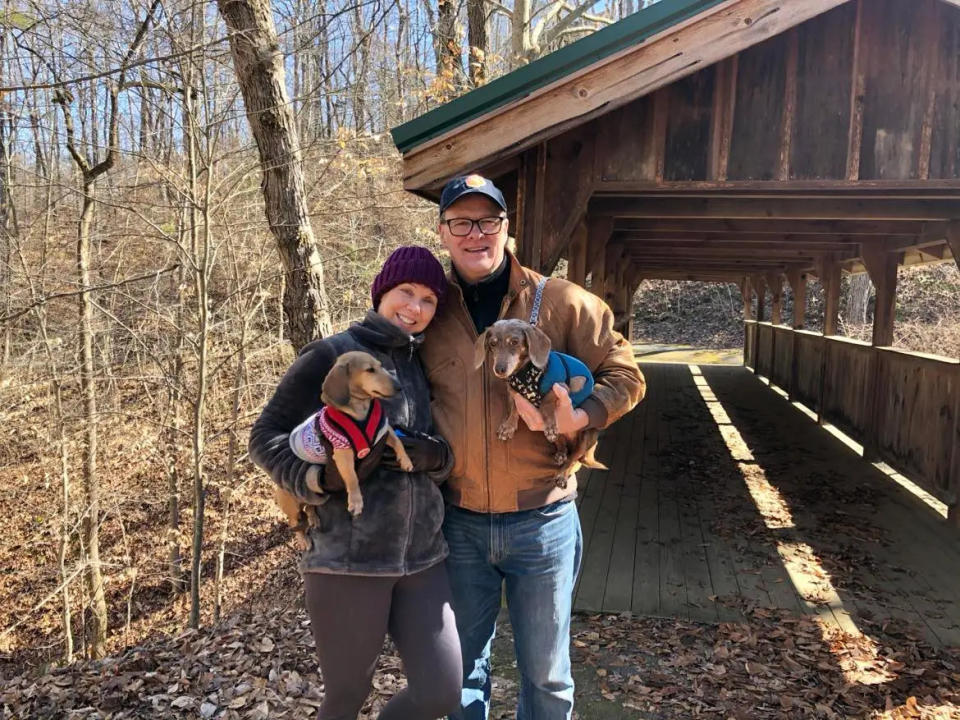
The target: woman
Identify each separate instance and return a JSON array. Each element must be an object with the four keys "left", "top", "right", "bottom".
[{"left": 249, "top": 246, "right": 461, "bottom": 720}]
